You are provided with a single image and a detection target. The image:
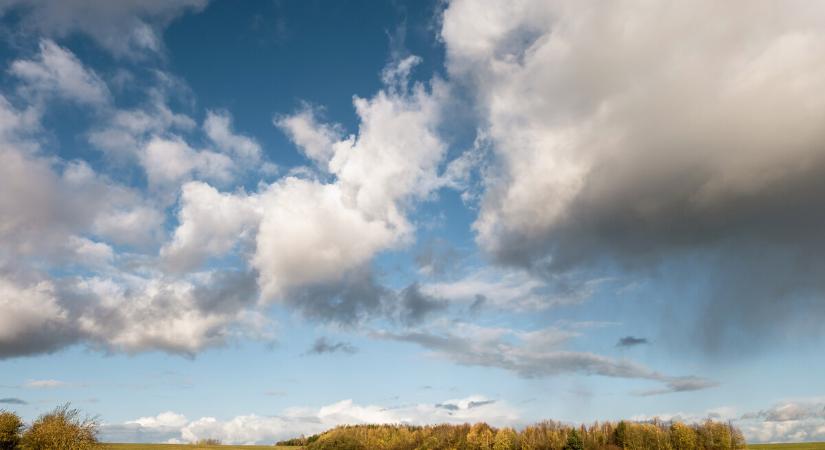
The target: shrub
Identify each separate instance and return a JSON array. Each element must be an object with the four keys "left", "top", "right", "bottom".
[
  {"left": 0, "top": 411, "right": 23, "bottom": 450},
  {"left": 21, "top": 404, "right": 98, "bottom": 450}
]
